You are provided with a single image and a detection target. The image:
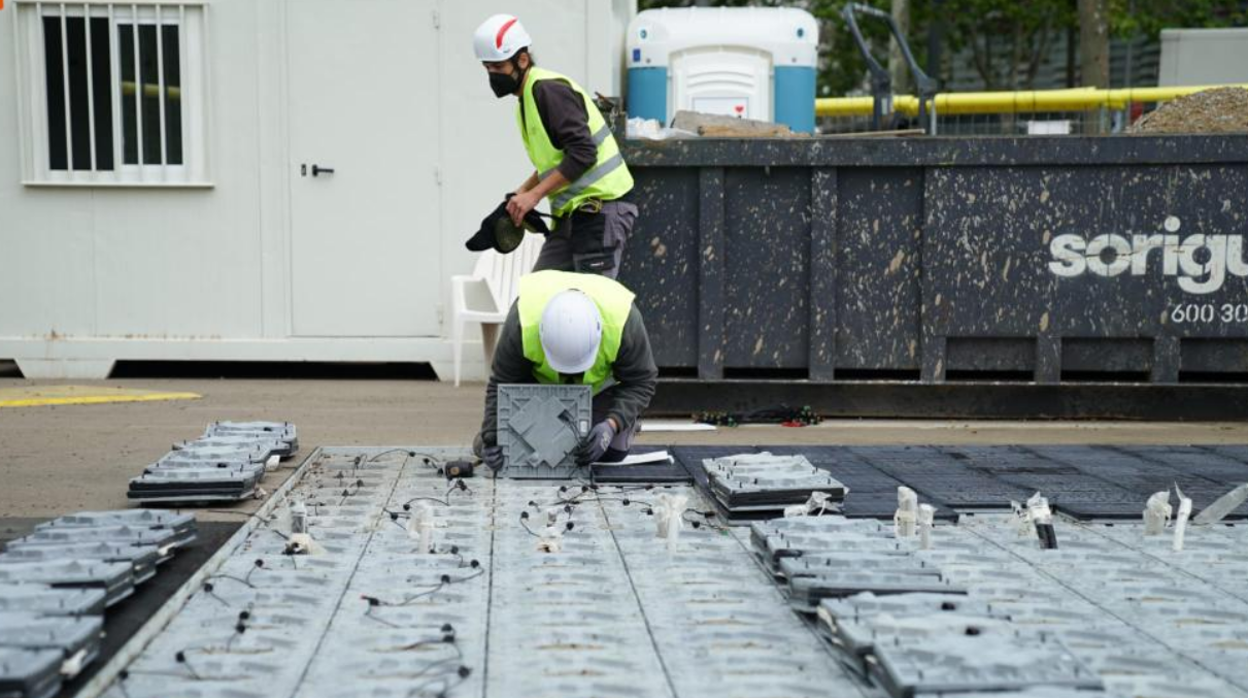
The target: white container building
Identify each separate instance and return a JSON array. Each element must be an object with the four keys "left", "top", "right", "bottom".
[{"left": 0, "top": 0, "right": 635, "bottom": 379}]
